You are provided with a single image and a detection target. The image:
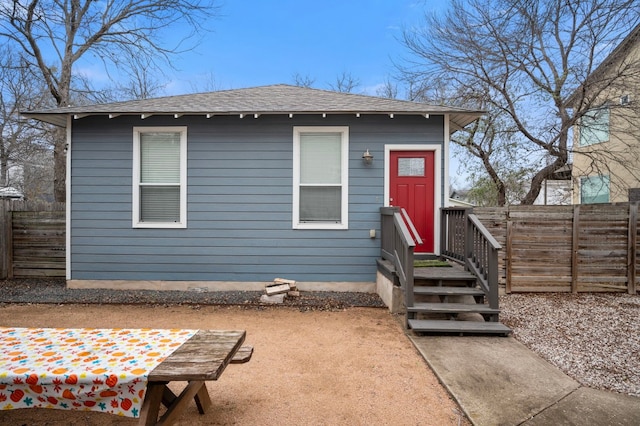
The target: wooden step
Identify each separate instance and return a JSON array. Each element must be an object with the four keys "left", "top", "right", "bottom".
[
  {"left": 408, "top": 319, "right": 511, "bottom": 335},
  {"left": 407, "top": 303, "right": 500, "bottom": 315},
  {"left": 414, "top": 267, "right": 477, "bottom": 282},
  {"left": 414, "top": 286, "right": 485, "bottom": 296}
]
